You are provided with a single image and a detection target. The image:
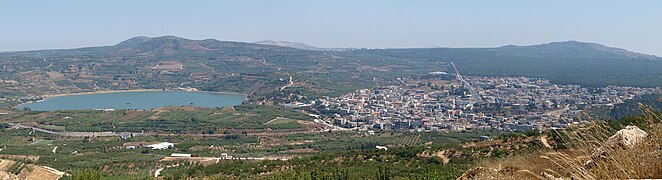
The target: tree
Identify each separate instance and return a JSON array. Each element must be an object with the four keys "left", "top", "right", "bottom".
[
  {"left": 68, "top": 169, "right": 103, "bottom": 180},
  {"left": 375, "top": 166, "right": 392, "bottom": 180}
]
